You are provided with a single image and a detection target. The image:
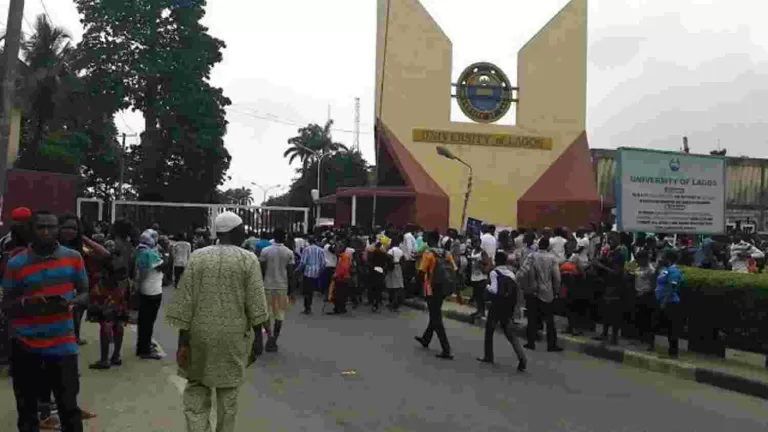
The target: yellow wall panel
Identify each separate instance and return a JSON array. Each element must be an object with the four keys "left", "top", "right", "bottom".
[{"left": 375, "top": 0, "right": 588, "bottom": 229}]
